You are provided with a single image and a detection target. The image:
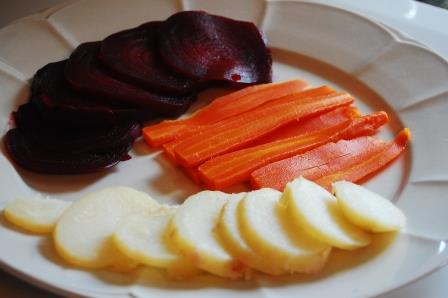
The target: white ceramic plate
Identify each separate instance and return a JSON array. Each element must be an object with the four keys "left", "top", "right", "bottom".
[{"left": 1, "top": 1, "right": 448, "bottom": 297}]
